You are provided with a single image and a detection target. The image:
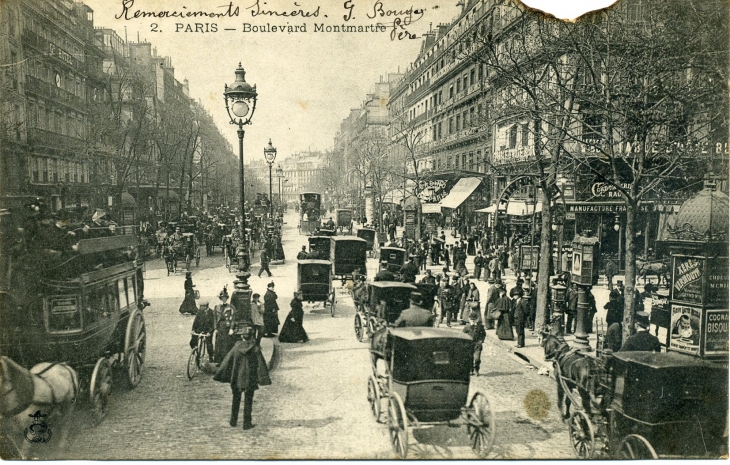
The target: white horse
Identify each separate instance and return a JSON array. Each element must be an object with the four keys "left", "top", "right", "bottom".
[{"left": 0, "top": 356, "right": 79, "bottom": 459}]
